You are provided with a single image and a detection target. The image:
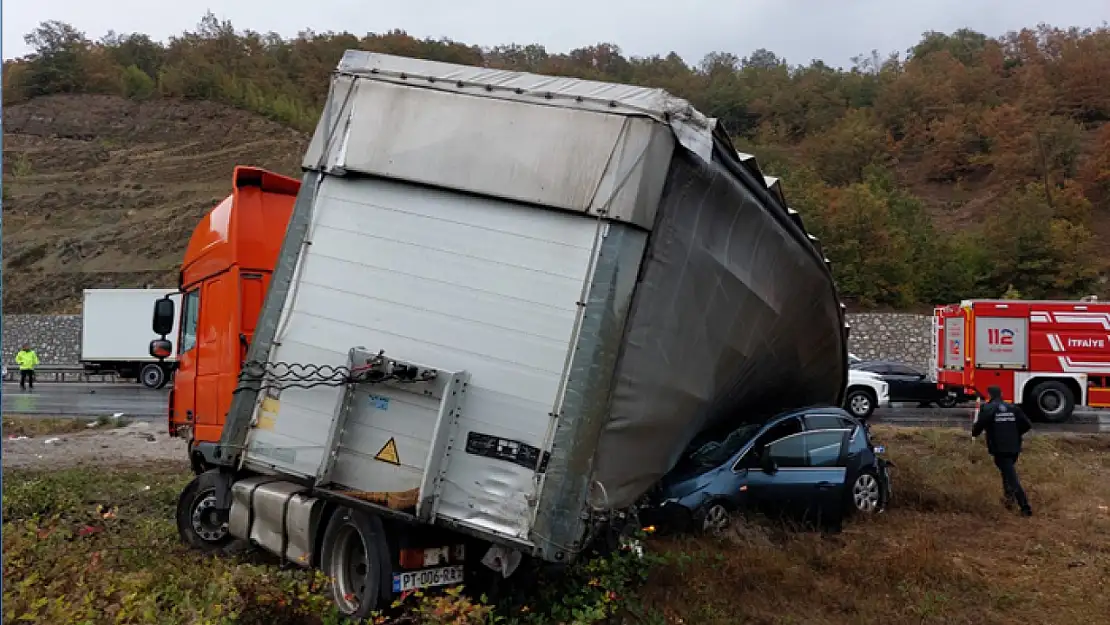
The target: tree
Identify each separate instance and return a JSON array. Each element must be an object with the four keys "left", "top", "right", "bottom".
[
  {"left": 982, "top": 183, "right": 1098, "bottom": 298},
  {"left": 805, "top": 109, "right": 889, "bottom": 185},
  {"left": 818, "top": 183, "right": 915, "bottom": 307},
  {"left": 21, "top": 21, "right": 91, "bottom": 96}
]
